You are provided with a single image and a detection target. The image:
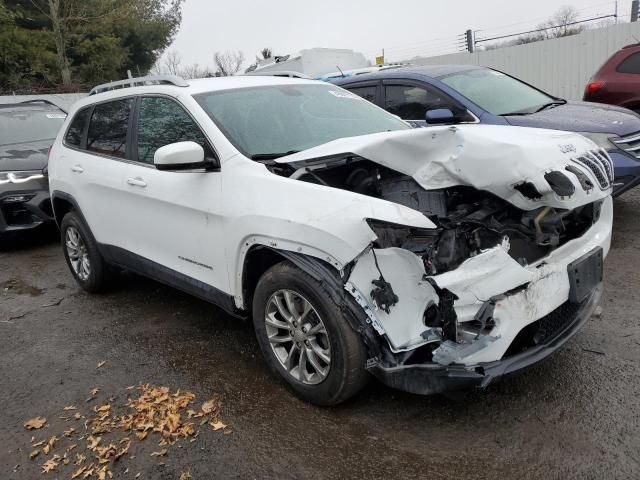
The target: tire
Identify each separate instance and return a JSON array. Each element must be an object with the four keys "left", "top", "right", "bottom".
[
  {"left": 60, "top": 211, "right": 115, "bottom": 293},
  {"left": 252, "top": 260, "right": 369, "bottom": 406}
]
